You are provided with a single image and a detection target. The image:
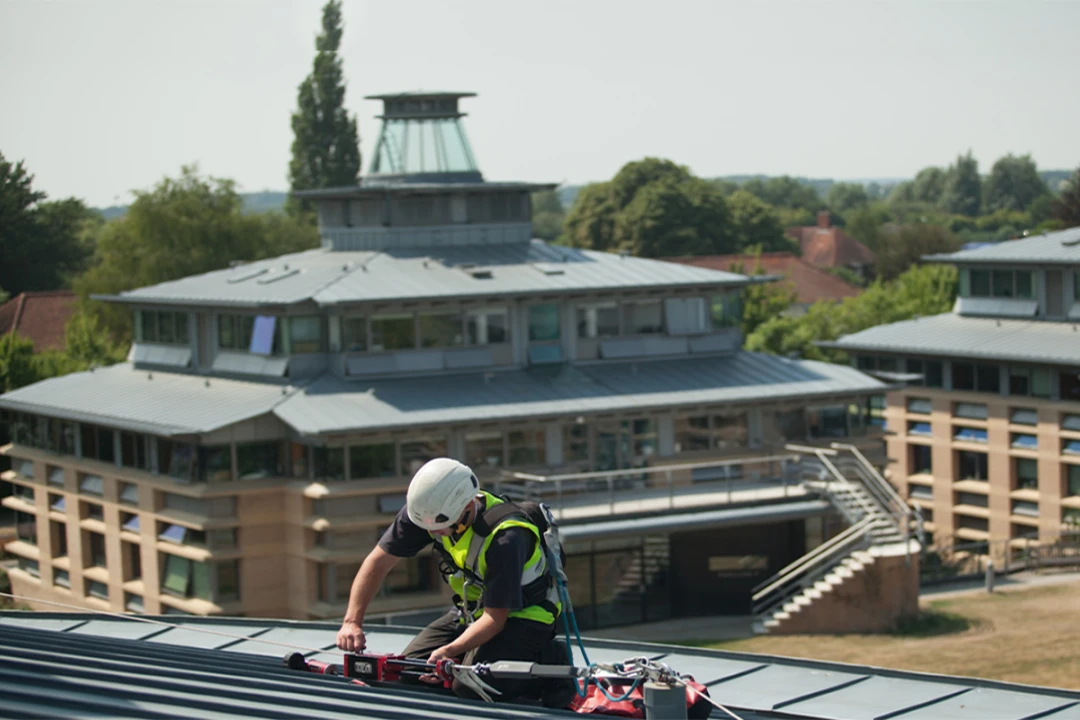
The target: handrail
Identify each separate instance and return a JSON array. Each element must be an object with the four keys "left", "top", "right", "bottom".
[
  {"left": 831, "top": 443, "right": 908, "bottom": 517},
  {"left": 505, "top": 453, "right": 800, "bottom": 483},
  {"left": 751, "top": 516, "right": 875, "bottom": 598},
  {"left": 814, "top": 450, "right": 881, "bottom": 522}
]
